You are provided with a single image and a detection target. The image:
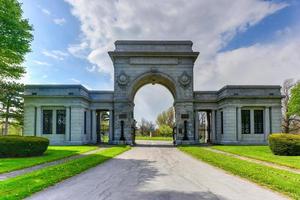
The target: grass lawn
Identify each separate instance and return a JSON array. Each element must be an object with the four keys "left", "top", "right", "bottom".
[
  {"left": 0, "top": 146, "right": 130, "bottom": 200},
  {"left": 0, "top": 146, "right": 98, "bottom": 174},
  {"left": 211, "top": 145, "right": 300, "bottom": 169},
  {"left": 135, "top": 136, "right": 173, "bottom": 141},
  {"left": 179, "top": 146, "right": 300, "bottom": 199}
]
